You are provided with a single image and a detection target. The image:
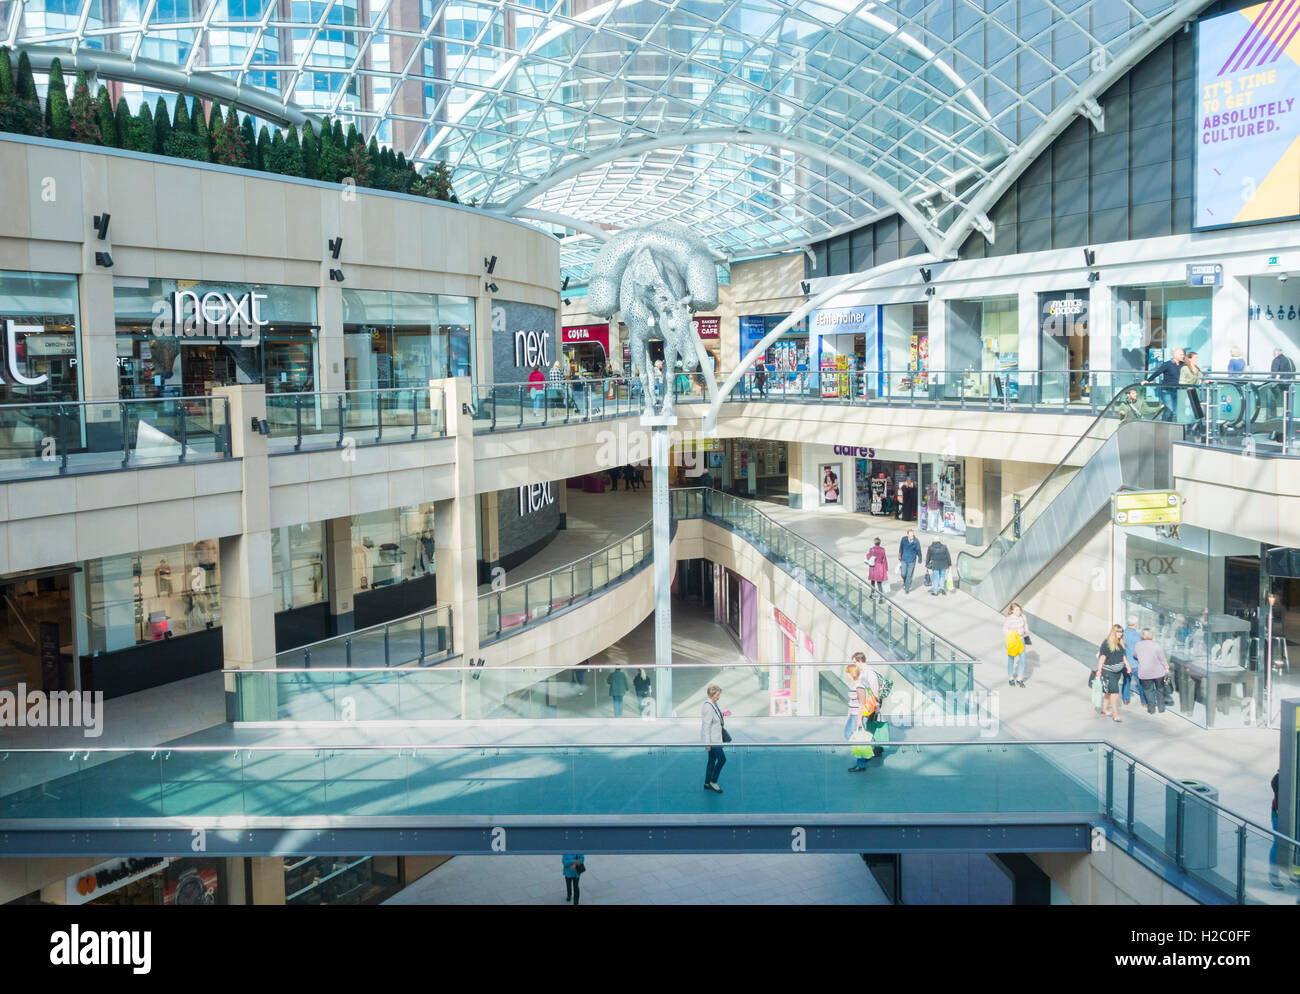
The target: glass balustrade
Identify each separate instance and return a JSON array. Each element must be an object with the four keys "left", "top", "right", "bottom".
[
  {"left": 0, "top": 396, "right": 231, "bottom": 481},
  {"left": 265, "top": 387, "right": 445, "bottom": 452},
  {"left": 273, "top": 603, "right": 453, "bottom": 669}
]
